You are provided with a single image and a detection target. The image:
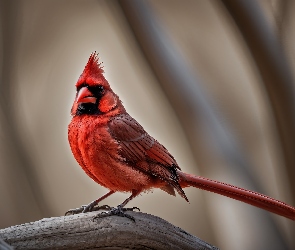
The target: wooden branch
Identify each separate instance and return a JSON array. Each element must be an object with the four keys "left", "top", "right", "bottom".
[{"left": 0, "top": 211, "right": 218, "bottom": 250}]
